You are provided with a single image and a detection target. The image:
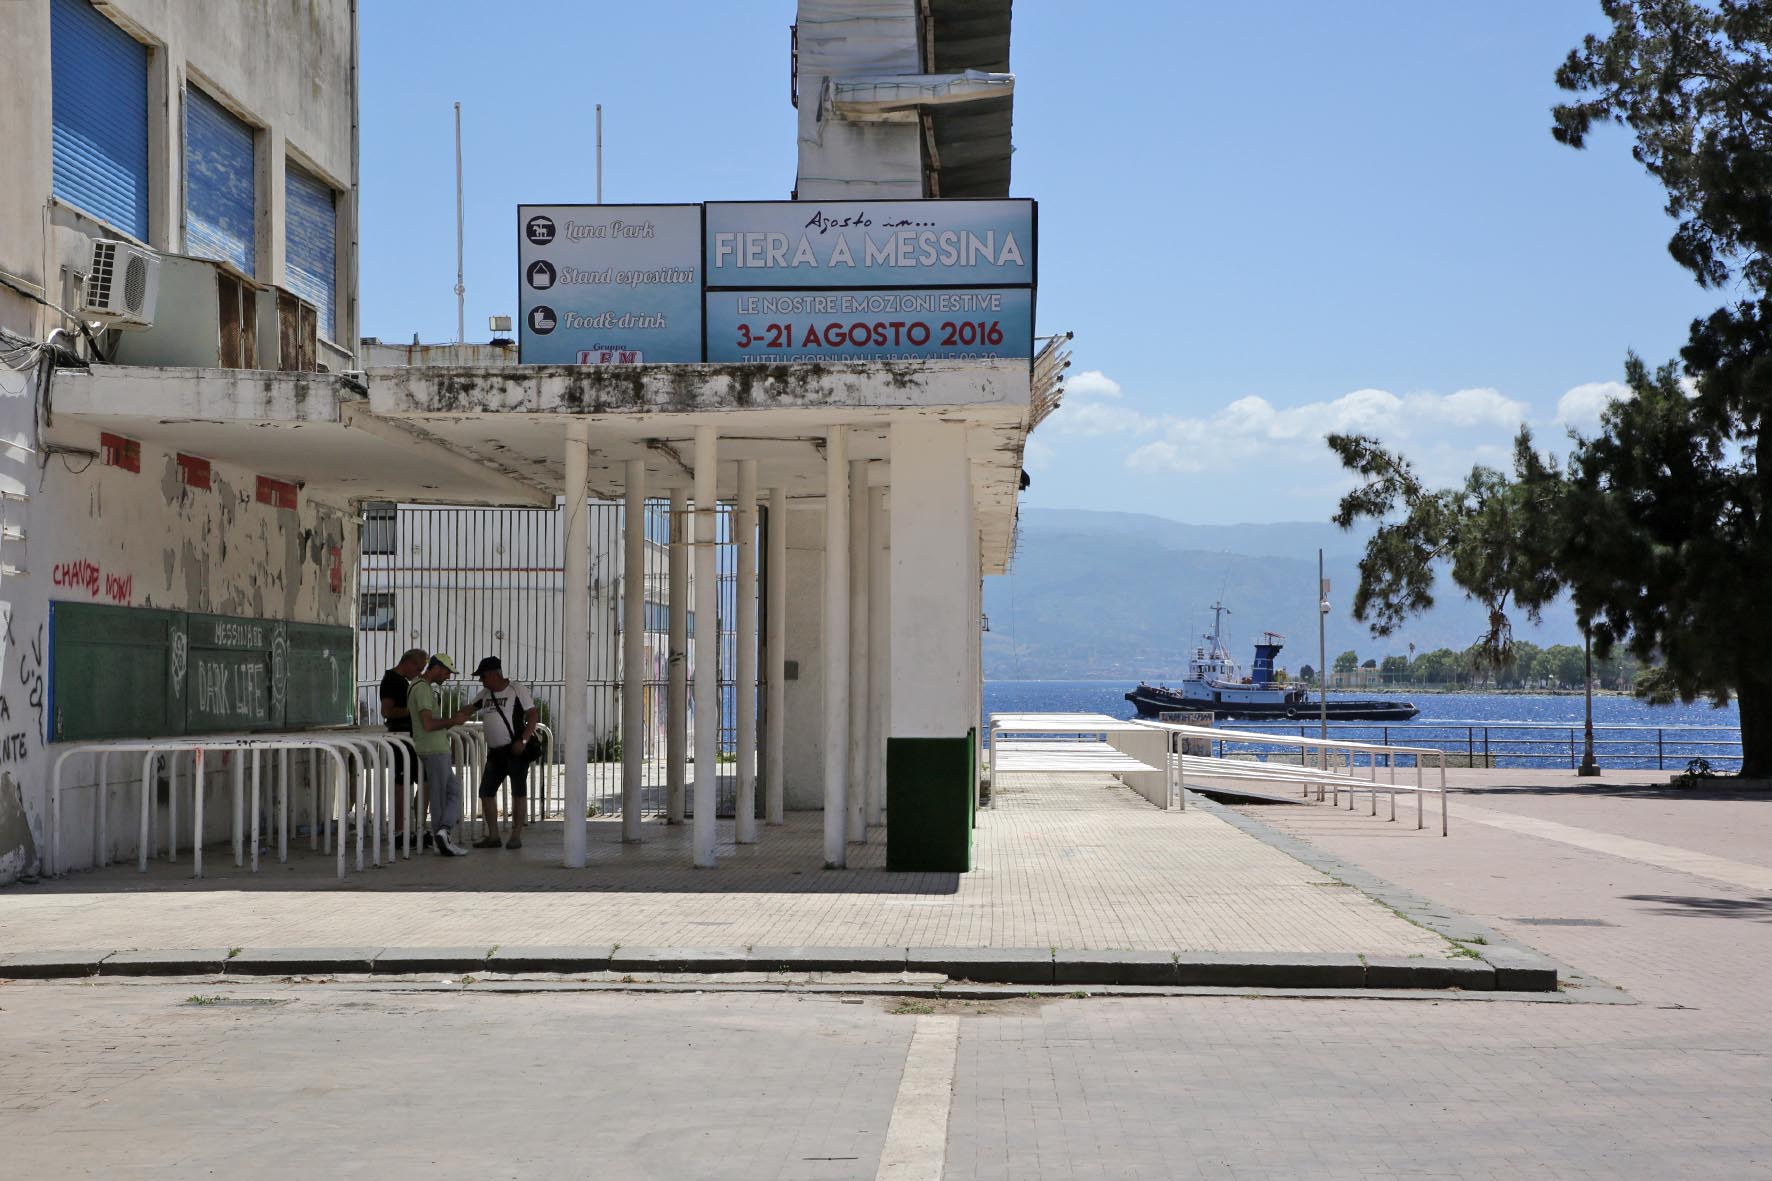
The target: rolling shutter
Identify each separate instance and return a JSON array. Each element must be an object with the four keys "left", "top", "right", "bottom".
[
  {"left": 184, "top": 87, "right": 256, "bottom": 276},
  {"left": 51, "top": 0, "right": 150, "bottom": 241},
  {"left": 285, "top": 163, "right": 337, "bottom": 341}
]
